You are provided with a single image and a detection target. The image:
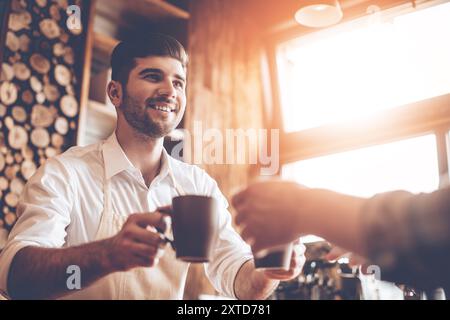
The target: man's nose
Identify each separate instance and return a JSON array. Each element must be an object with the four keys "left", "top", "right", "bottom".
[{"left": 157, "top": 80, "right": 176, "bottom": 98}]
